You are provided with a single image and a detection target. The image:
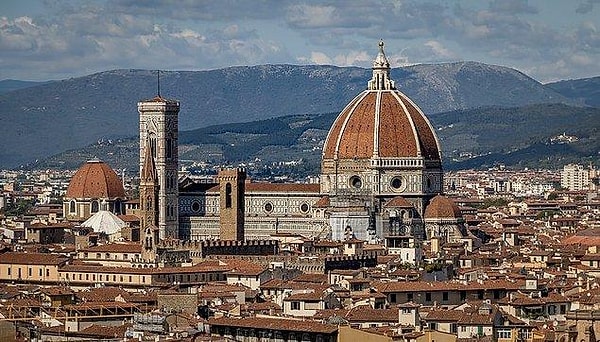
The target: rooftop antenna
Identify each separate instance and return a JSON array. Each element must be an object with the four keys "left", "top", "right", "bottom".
[{"left": 157, "top": 70, "right": 161, "bottom": 98}]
